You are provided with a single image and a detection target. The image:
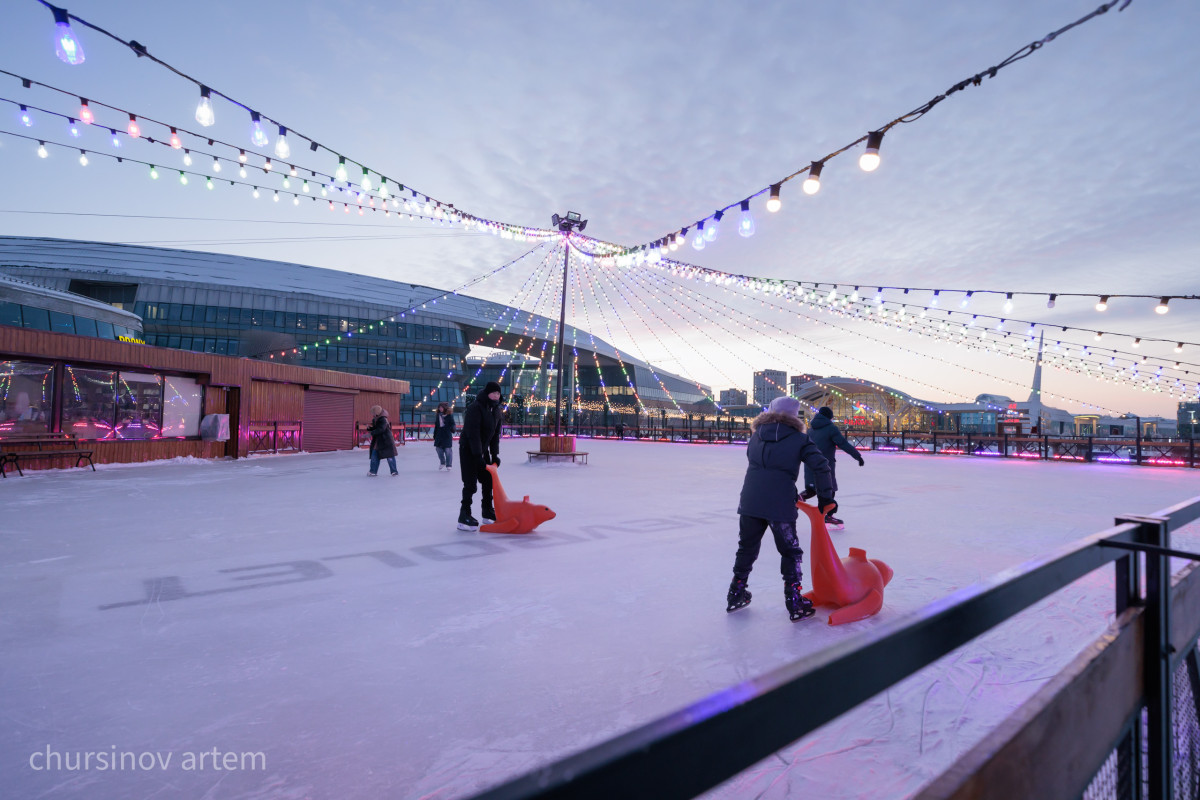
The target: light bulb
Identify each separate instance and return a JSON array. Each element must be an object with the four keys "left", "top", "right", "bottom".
[
  {"left": 802, "top": 161, "right": 823, "bottom": 195},
  {"left": 79, "top": 99, "right": 93, "bottom": 125},
  {"left": 127, "top": 115, "right": 141, "bottom": 138},
  {"left": 238, "top": 149, "right": 247, "bottom": 163},
  {"left": 378, "top": 179, "right": 389, "bottom": 199},
  {"left": 273, "top": 191, "right": 279, "bottom": 202},
  {"left": 252, "top": 188, "right": 260, "bottom": 199},
  {"left": 78, "top": 150, "right": 87, "bottom": 166},
  {"left": 1176, "top": 343, "right": 1184, "bottom": 353},
  {"left": 875, "top": 288, "right": 883, "bottom": 305},
  {"left": 250, "top": 112, "right": 268, "bottom": 147},
  {"left": 212, "top": 158, "right": 221, "bottom": 173},
  {"left": 274, "top": 127, "right": 291, "bottom": 159},
  {"left": 930, "top": 290, "right": 940, "bottom": 306},
  {"left": 195, "top": 86, "right": 215, "bottom": 127},
  {"left": 1156, "top": 297, "right": 1169, "bottom": 314},
  {"left": 1132, "top": 338, "right": 1140, "bottom": 348},
  {"left": 335, "top": 158, "right": 348, "bottom": 183},
  {"left": 691, "top": 228, "right": 706, "bottom": 250},
  {"left": 704, "top": 212, "right": 721, "bottom": 242},
  {"left": 361, "top": 169, "right": 373, "bottom": 192},
  {"left": 20, "top": 106, "right": 32, "bottom": 127},
  {"left": 169, "top": 128, "right": 182, "bottom": 149},
  {"left": 69, "top": 120, "right": 79, "bottom": 137},
  {"left": 1003, "top": 292, "right": 1013, "bottom": 313},
  {"left": 239, "top": 166, "right": 247, "bottom": 179},
  {"left": 738, "top": 200, "right": 755, "bottom": 238},
  {"left": 961, "top": 291, "right": 973, "bottom": 308},
  {"left": 37, "top": 142, "right": 48, "bottom": 158},
  {"left": 51, "top": 6, "right": 85, "bottom": 65},
  {"left": 110, "top": 130, "right": 120, "bottom": 148},
  {"left": 264, "top": 159, "right": 273, "bottom": 172},
  {"left": 293, "top": 196, "right": 299, "bottom": 206},
  {"left": 206, "top": 177, "right": 213, "bottom": 190},
  {"left": 1094, "top": 331, "right": 1103, "bottom": 342},
  {"left": 182, "top": 150, "right": 192, "bottom": 167},
  {"left": 179, "top": 172, "right": 188, "bottom": 185},
  {"left": 1047, "top": 294, "right": 1057, "bottom": 309},
  {"left": 149, "top": 165, "right": 158, "bottom": 179},
  {"left": 282, "top": 177, "right": 290, "bottom": 189},
  {"left": 859, "top": 130, "right": 884, "bottom": 171},
  {"left": 302, "top": 181, "right": 309, "bottom": 193},
  {"left": 766, "top": 182, "right": 781, "bottom": 212},
  {"left": 1095, "top": 295, "right": 1109, "bottom": 311}
]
